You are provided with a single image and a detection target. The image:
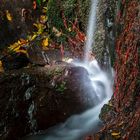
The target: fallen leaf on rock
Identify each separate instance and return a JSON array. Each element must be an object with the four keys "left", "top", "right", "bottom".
[
  {"left": 42, "top": 38, "right": 49, "bottom": 49},
  {"left": 111, "top": 132, "right": 121, "bottom": 139},
  {"left": 6, "top": 10, "right": 12, "bottom": 21},
  {"left": 0, "top": 61, "right": 4, "bottom": 72}
]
